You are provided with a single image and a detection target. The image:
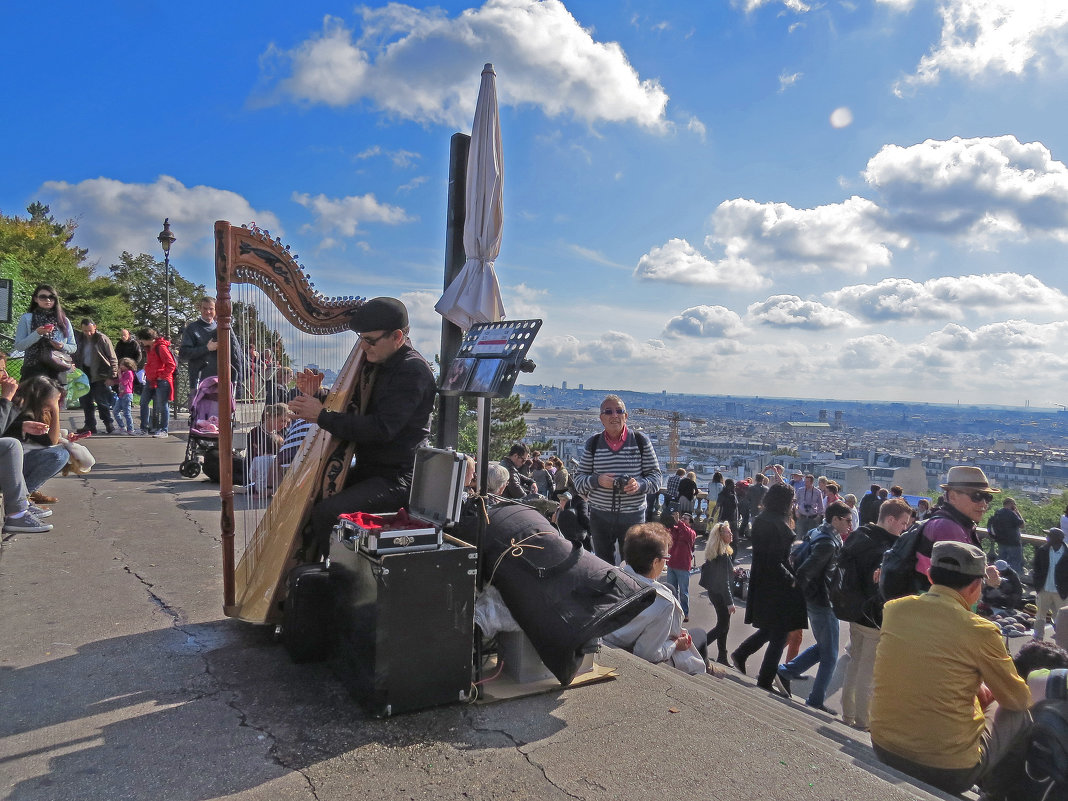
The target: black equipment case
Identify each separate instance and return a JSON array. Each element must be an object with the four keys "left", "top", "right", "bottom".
[{"left": 329, "top": 447, "right": 477, "bottom": 716}]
